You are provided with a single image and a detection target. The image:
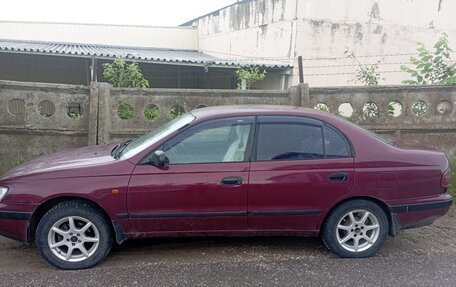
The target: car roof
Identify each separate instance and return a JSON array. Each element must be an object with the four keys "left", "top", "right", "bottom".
[{"left": 190, "top": 105, "right": 337, "bottom": 121}]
